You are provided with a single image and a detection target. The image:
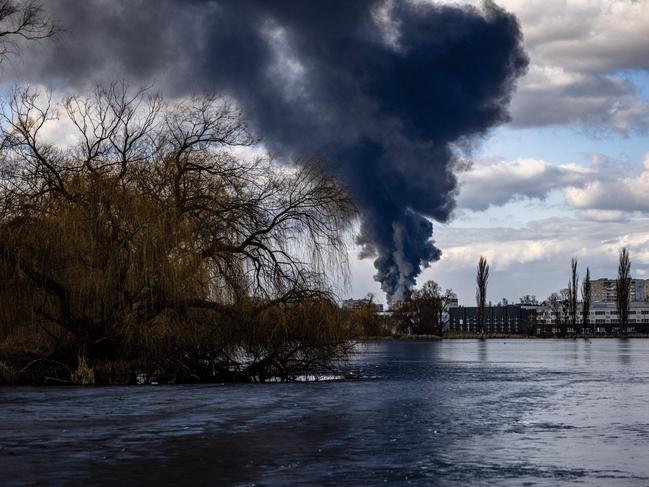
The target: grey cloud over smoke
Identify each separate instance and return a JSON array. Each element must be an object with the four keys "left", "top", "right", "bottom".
[
  {"left": 12, "top": 0, "right": 527, "bottom": 302},
  {"left": 496, "top": 0, "right": 649, "bottom": 131}
]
